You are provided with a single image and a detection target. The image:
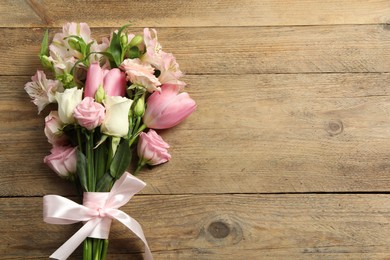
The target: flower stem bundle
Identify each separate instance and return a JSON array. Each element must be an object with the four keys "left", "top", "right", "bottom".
[{"left": 25, "top": 22, "right": 196, "bottom": 260}]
